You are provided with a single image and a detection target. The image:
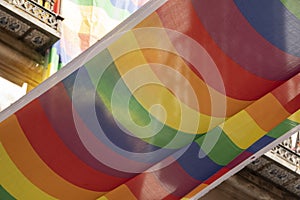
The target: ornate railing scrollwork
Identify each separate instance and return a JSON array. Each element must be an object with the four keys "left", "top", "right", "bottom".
[
  {"left": 270, "top": 131, "right": 300, "bottom": 171},
  {"left": 5, "top": 0, "right": 62, "bottom": 31}
]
